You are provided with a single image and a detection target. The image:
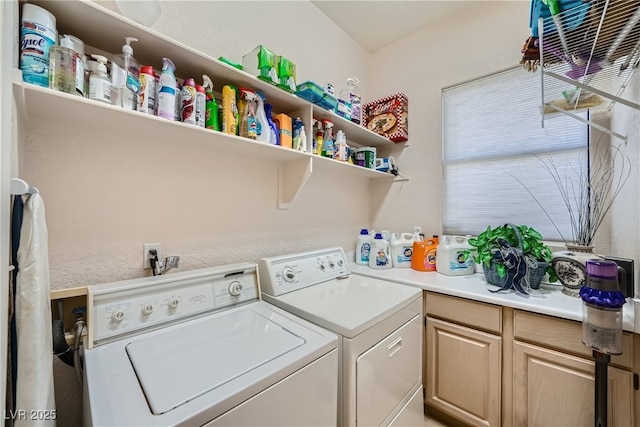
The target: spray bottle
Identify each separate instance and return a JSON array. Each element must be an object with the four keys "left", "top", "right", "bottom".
[
  {"left": 298, "top": 124, "right": 307, "bottom": 152},
  {"left": 202, "top": 75, "right": 219, "bottom": 131},
  {"left": 254, "top": 92, "right": 270, "bottom": 143},
  {"left": 264, "top": 103, "right": 279, "bottom": 145},
  {"left": 111, "top": 37, "right": 139, "bottom": 110},
  {"left": 238, "top": 88, "right": 258, "bottom": 139},
  {"left": 321, "top": 119, "right": 334, "bottom": 158},
  {"left": 156, "top": 57, "right": 176, "bottom": 120}
]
